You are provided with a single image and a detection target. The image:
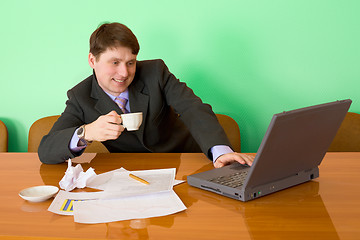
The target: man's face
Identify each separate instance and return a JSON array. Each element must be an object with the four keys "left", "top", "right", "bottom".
[{"left": 88, "top": 46, "right": 137, "bottom": 96}]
